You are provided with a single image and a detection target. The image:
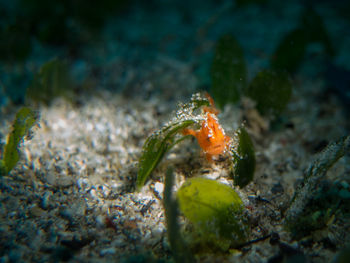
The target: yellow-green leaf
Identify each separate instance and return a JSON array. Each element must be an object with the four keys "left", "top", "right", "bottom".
[
  {"left": 2, "top": 107, "right": 38, "bottom": 174},
  {"left": 177, "top": 177, "right": 248, "bottom": 250}
]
